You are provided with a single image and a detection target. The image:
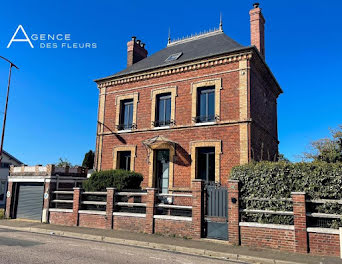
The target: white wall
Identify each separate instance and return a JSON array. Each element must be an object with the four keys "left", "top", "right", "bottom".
[{"left": 0, "top": 153, "right": 22, "bottom": 207}]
